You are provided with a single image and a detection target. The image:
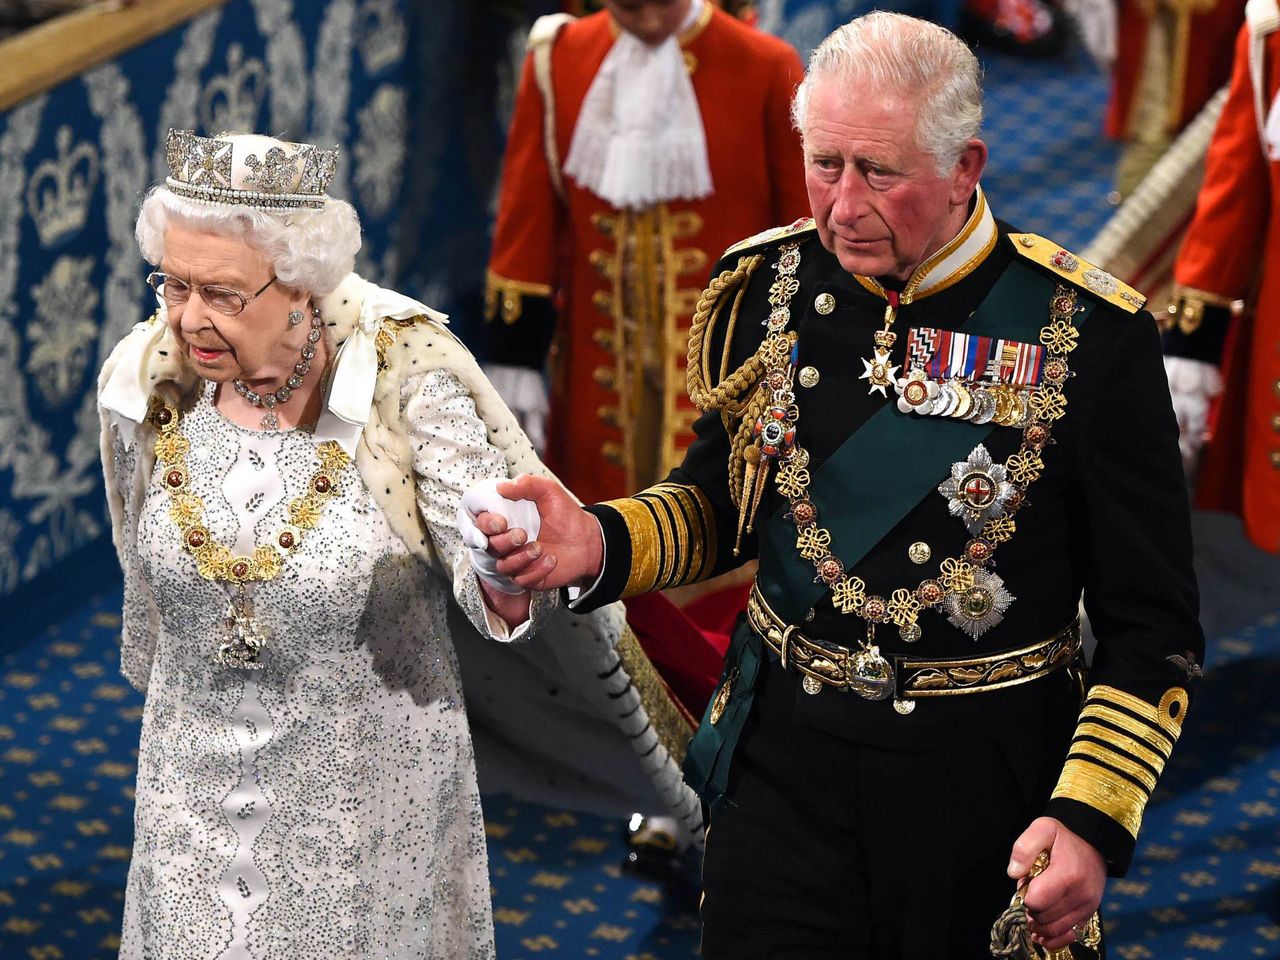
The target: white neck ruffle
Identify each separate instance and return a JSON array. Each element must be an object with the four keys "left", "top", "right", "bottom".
[{"left": 562, "top": 0, "right": 712, "bottom": 210}]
